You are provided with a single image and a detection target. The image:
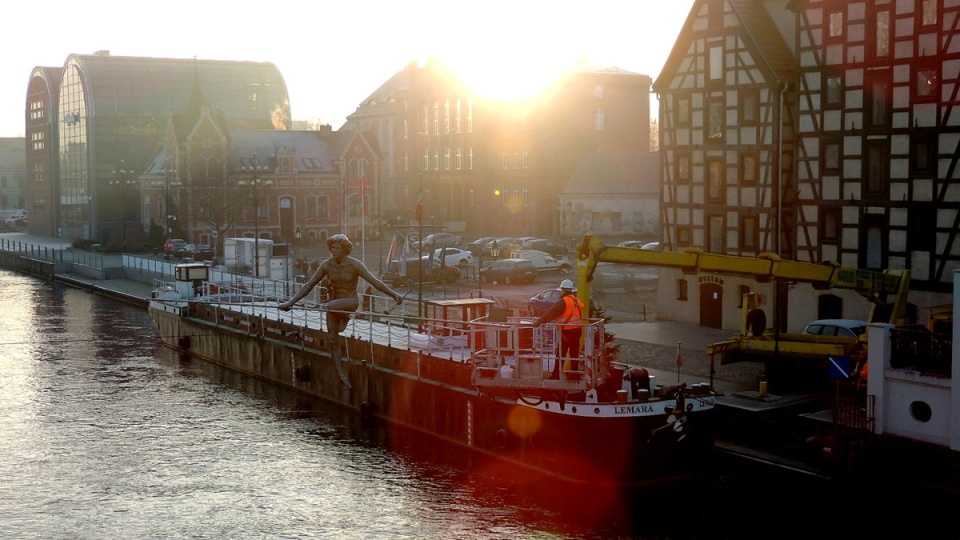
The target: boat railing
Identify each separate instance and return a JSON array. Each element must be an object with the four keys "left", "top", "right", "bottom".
[{"left": 471, "top": 317, "right": 604, "bottom": 391}]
